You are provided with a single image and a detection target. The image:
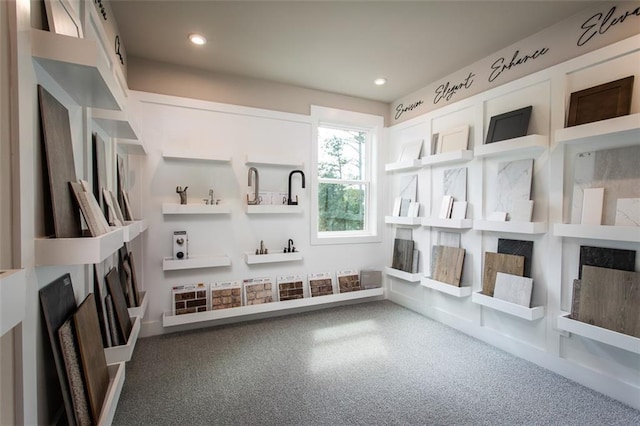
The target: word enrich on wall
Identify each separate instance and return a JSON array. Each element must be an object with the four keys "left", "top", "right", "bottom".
[{"left": 578, "top": 5, "right": 640, "bottom": 47}]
